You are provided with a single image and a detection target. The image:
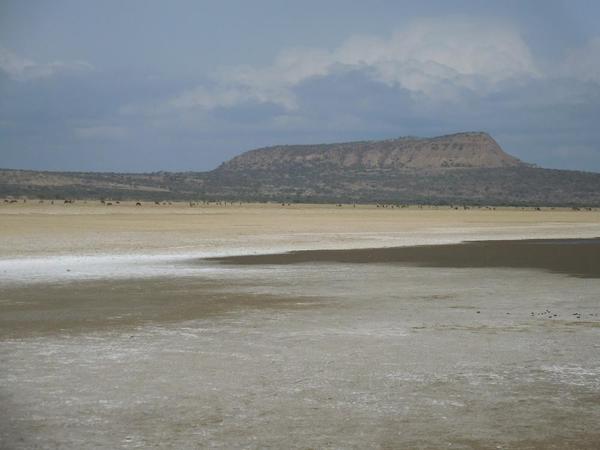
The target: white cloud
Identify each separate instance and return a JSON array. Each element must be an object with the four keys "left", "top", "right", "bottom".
[
  {"left": 335, "top": 18, "right": 539, "bottom": 92},
  {"left": 162, "top": 16, "right": 539, "bottom": 112},
  {"left": 0, "top": 47, "right": 92, "bottom": 81}
]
